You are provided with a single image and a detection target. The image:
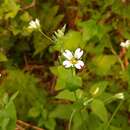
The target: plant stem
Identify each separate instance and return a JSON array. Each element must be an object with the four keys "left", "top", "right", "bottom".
[
  {"left": 39, "top": 29, "right": 54, "bottom": 43},
  {"left": 106, "top": 101, "right": 123, "bottom": 130},
  {"left": 110, "top": 46, "right": 125, "bottom": 71},
  {"left": 68, "top": 109, "right": 76, "bottom": 130},
  {"left": 71, "top": 68, "right": 76, "bottom": 76},
  {"left": 79, "top": 110, "right": 88, "bottom": 130}
]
